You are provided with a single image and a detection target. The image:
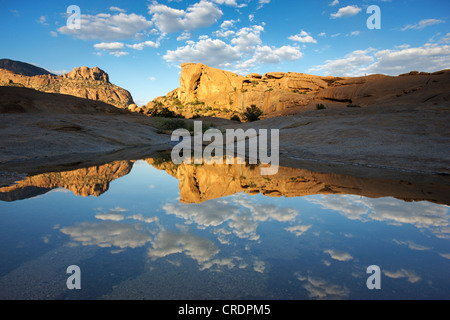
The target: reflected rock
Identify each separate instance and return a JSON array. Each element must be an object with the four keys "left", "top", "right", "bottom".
[
  {"left": 148, "top": 156, "right": 450, "bottom": 205},
  {"left": 0, "top": 160, "right": 133, "bottom": 201}
]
